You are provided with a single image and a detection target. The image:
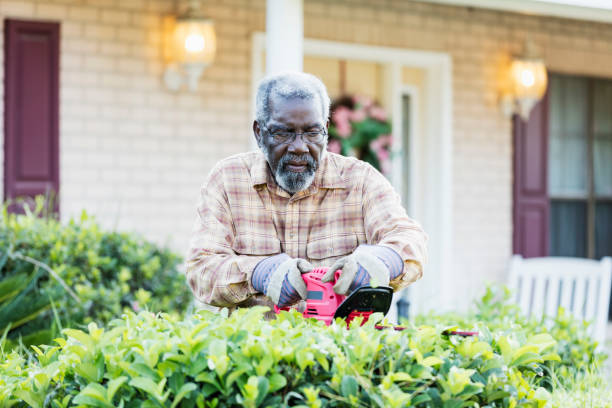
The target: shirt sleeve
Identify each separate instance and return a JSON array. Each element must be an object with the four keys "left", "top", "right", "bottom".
[
  {"left": 185, "top": 166, "right": 268, "bottom": 308},
  {"left": 361, "top": 165, "right": 428, "bottom": 291}
]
